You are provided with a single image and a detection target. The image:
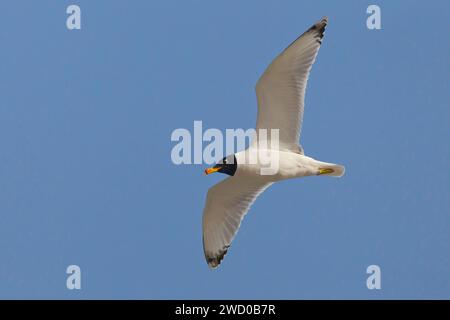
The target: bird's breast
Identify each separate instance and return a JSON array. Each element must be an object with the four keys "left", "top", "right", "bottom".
[{"left": 235, "top": 149, "right": 317, "bottom": 181}]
